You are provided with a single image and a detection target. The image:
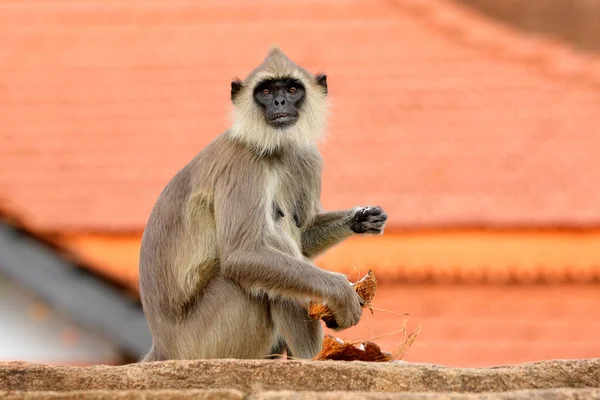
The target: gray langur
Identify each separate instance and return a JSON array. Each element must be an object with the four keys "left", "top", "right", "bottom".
[{"left": 138, "top": 47, "right": 388, "bottom": 361}]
